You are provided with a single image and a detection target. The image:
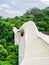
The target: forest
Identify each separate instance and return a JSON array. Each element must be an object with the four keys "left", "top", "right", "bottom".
[{"left": 0, "top": 7, "right": 49, "bottom": 65}]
